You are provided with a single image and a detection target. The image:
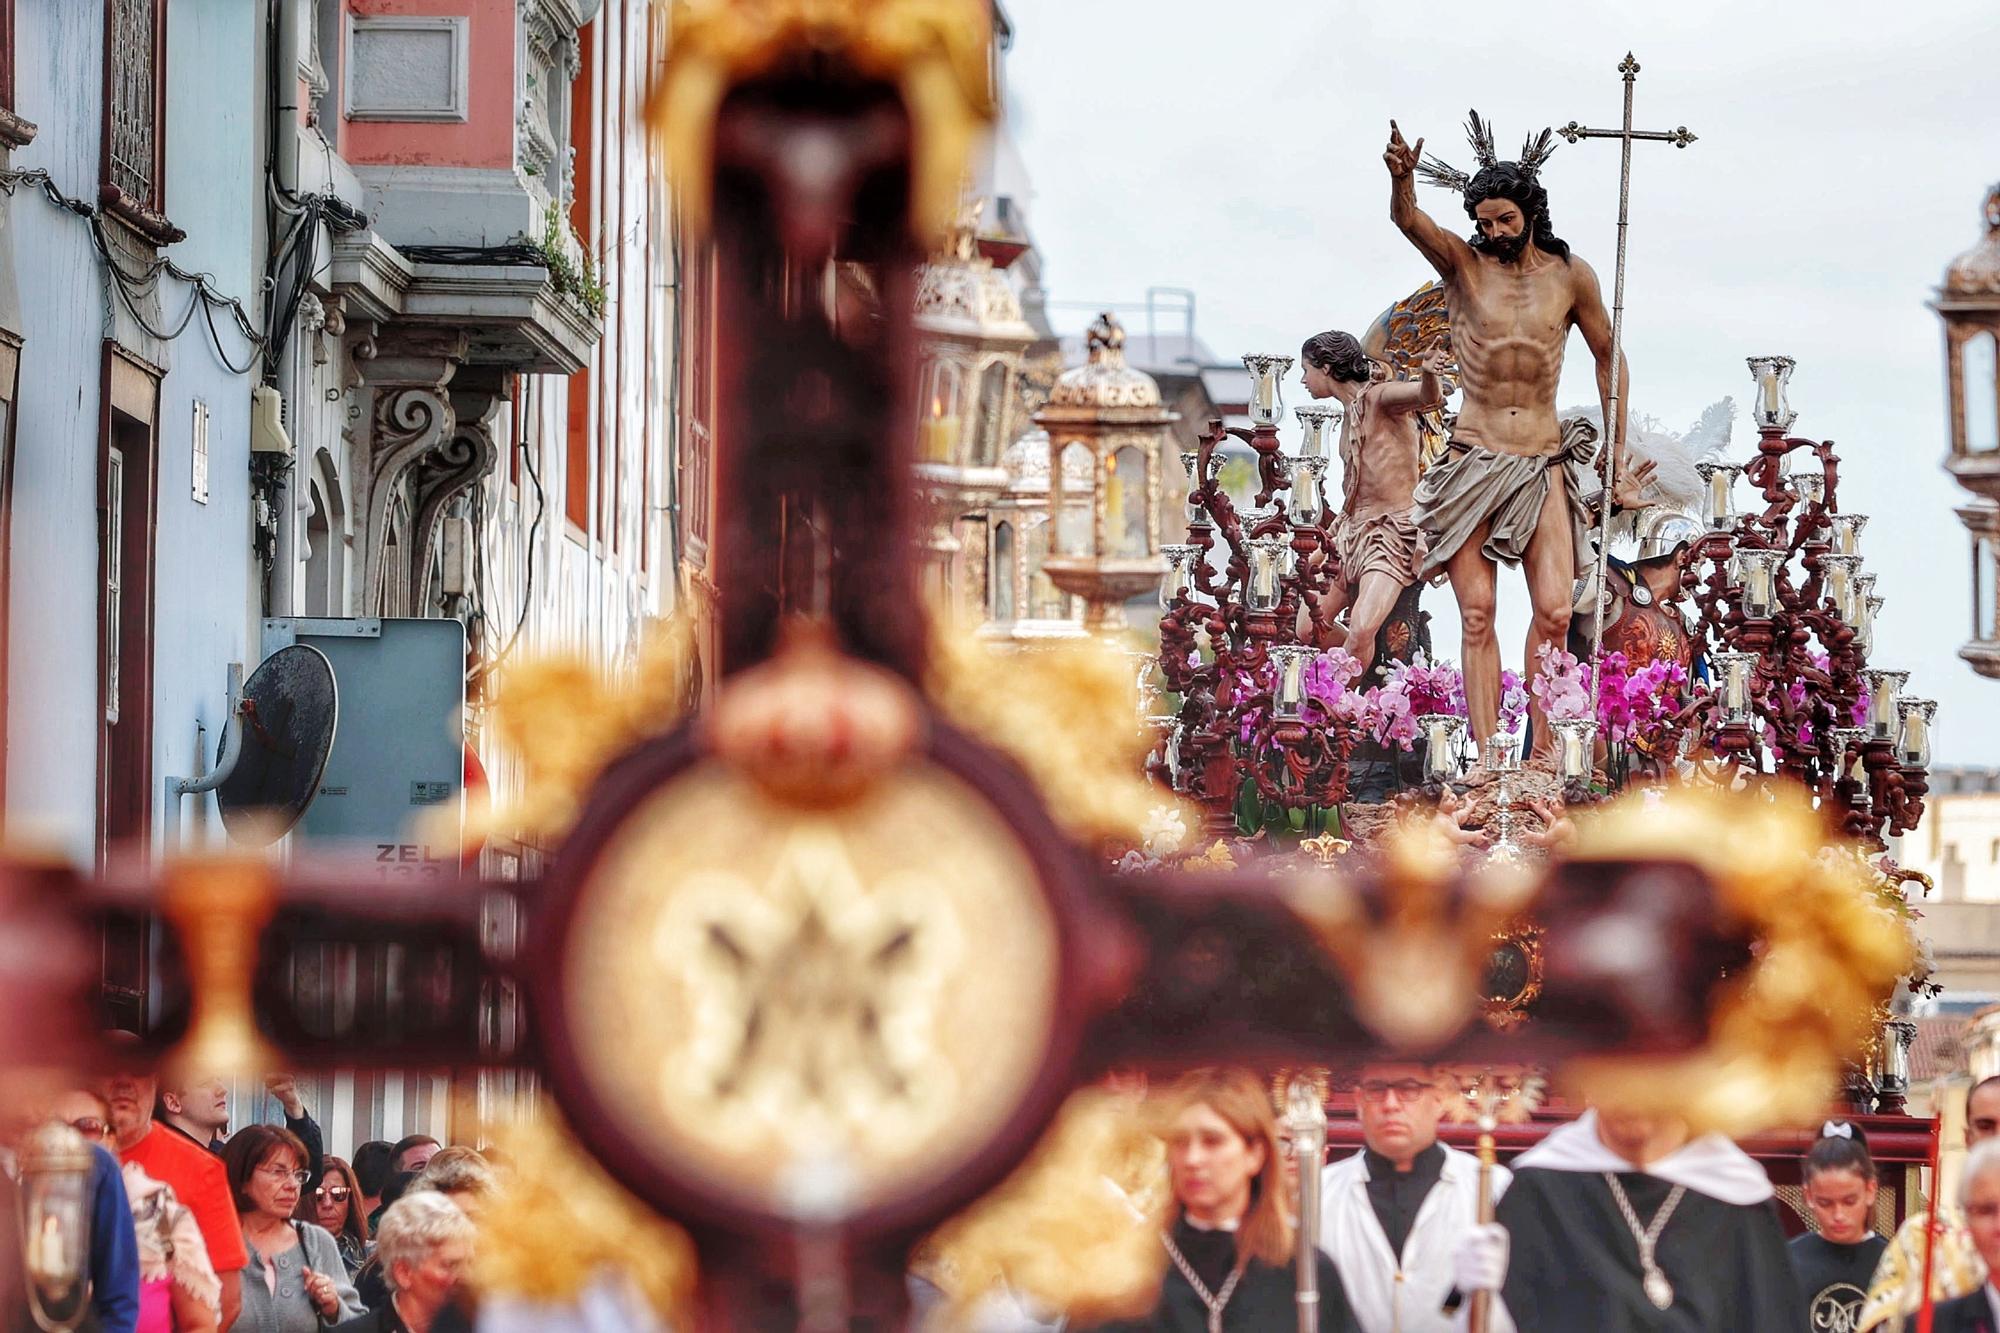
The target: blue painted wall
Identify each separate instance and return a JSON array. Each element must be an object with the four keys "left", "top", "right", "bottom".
[{"left": 2, "top": 0, "right": 263, "bottom": 856}]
